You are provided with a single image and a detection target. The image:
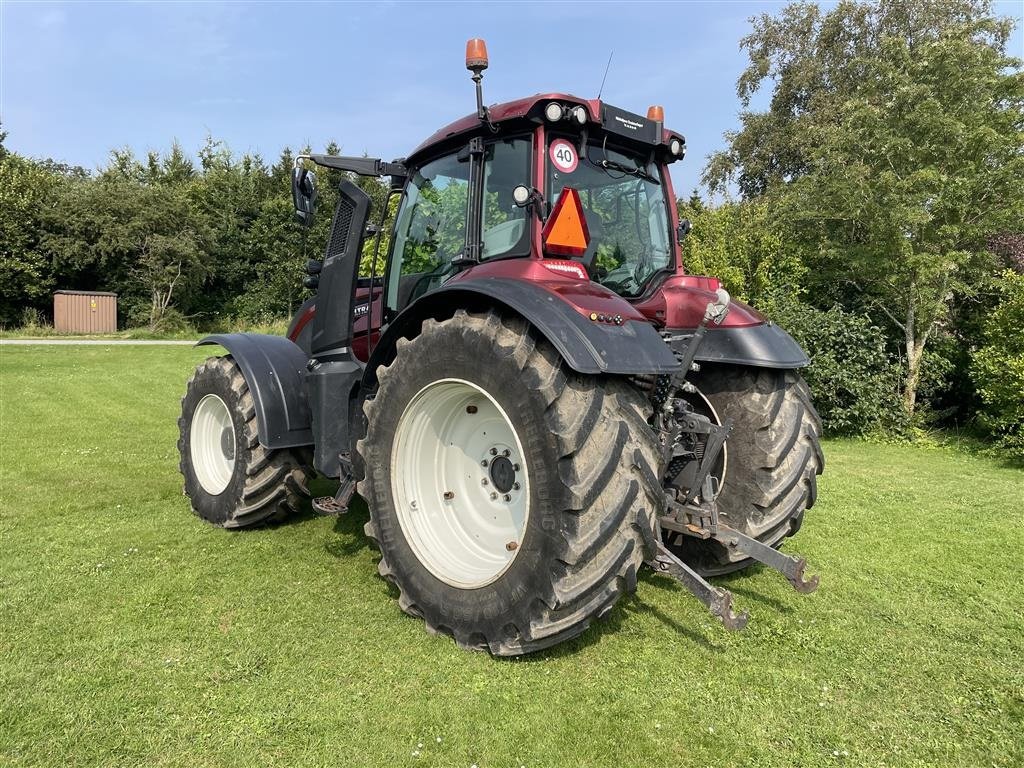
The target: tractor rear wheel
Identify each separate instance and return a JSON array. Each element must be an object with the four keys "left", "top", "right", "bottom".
[
  {"left": 356, "top": 311, "right": 661, "bottom": 656},
  {"left": 179, "top": 355, "right": 311, "bottom": 528},
  {"left": 668, "top": 364, "right": 824, "bottom": 576}
]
